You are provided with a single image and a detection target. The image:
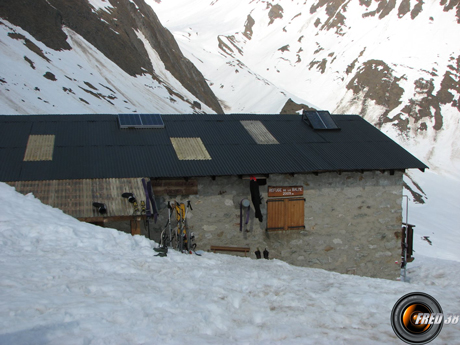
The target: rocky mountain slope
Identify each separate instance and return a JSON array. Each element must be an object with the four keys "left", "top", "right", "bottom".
[
  {"left": 151, "top": 0, "right": 460, "bottom": 175},
  {"left": 0, "top": 0, "right": 223, "bottom": 114}
]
